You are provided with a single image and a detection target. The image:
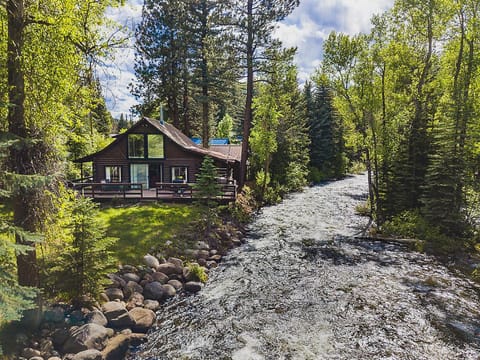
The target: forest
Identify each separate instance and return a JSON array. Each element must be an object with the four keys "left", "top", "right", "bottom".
[{"left": 0, "top": 0, "right": 479, "bottom": 351}]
